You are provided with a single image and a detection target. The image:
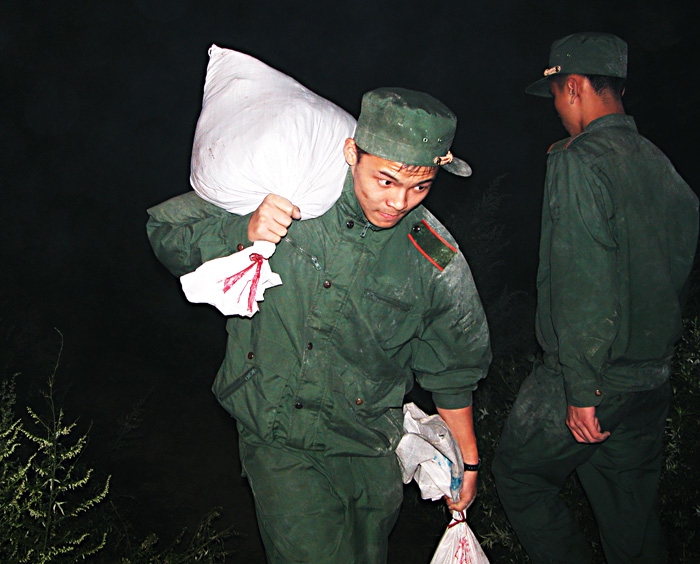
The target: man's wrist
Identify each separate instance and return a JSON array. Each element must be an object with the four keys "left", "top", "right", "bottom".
[{"left": 463, "top": 457, "right": 481, "bottom": 472}]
